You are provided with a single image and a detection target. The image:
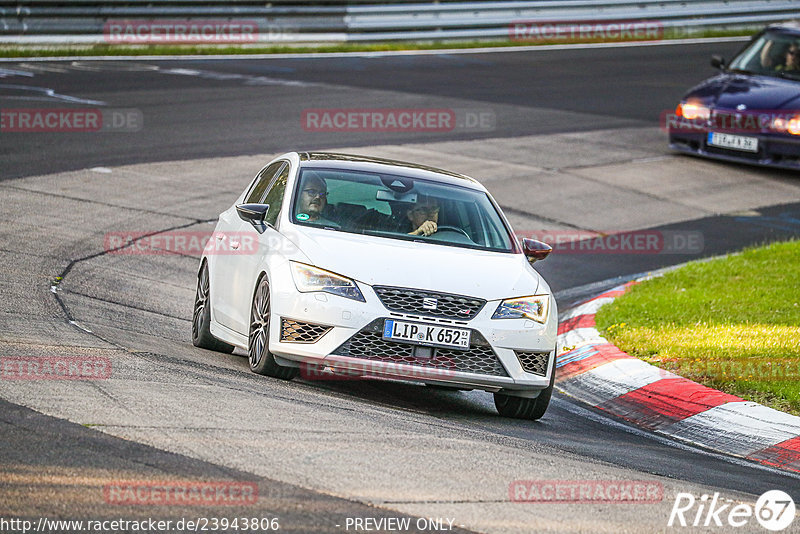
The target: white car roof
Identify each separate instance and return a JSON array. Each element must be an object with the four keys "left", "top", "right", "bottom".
[{"left": 294, "top": 152, "right": 487, "bottom": 191}]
